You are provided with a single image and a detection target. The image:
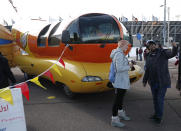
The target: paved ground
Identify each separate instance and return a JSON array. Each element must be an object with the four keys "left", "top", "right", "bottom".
[{"left": 11, "top": 60, "right": 181, "bottom": 131}]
